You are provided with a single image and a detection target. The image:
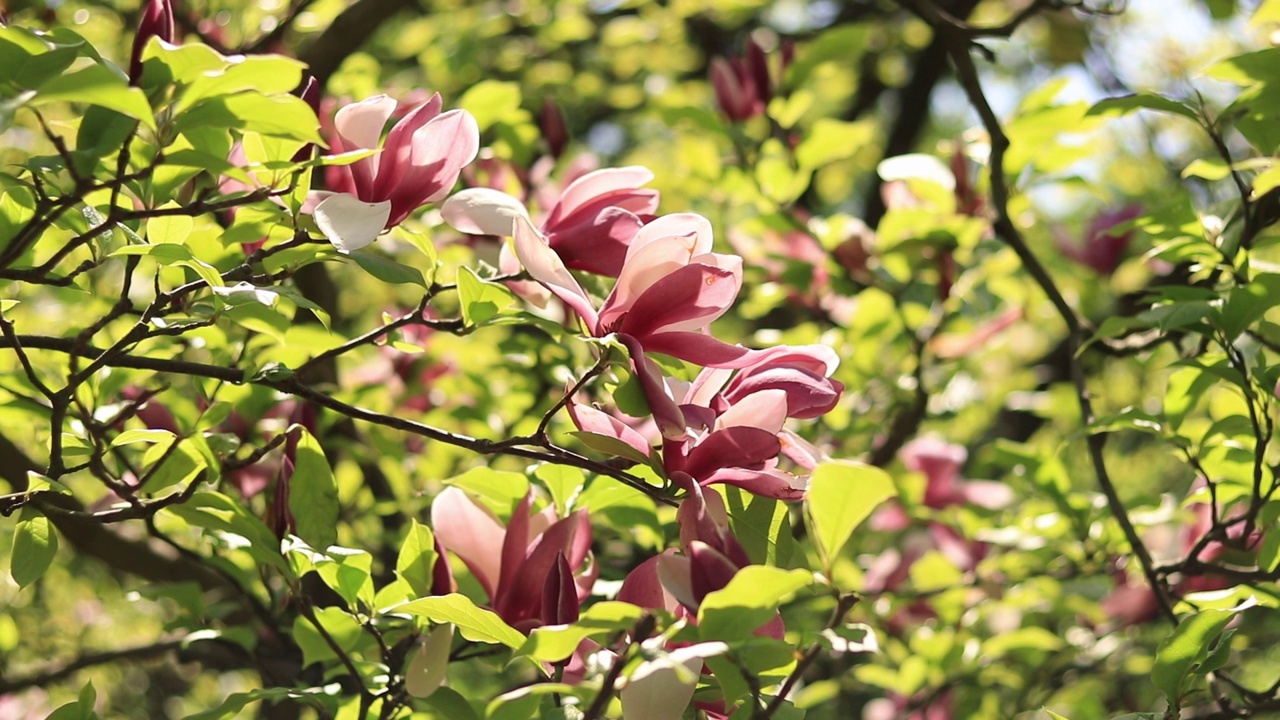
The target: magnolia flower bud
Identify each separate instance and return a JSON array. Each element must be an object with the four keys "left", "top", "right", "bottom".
[{"left": 128, "top": 0, "right": 175, "bottom": 85}]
